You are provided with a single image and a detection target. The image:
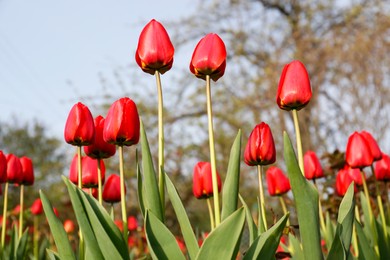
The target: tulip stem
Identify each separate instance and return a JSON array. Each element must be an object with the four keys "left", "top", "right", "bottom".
[
  {"left": 279, "top": 196, "right": 289, "bottom": 226},
  {"left": 360, "top": 170, "right": 373, "bottom": 222},
  {"left": 257, "top": 165, "right": 267, "bottom": 230},
  {"left": 77, "top": 146, "right": 82, "bottom": 189},
  {"left": 97, "top": 158, "right": 103, "bottom": 205},
  {"left": 371, "top": 166, "right": 387, "bottom": 236},
  {"left": 1, "top": 182, "right": 9, "bottom": 247},
  {"left": 292, "top": 109, "right": 304, "bottom": 175},
  {"left": 155, "top": 71, "right": 165, "bottom": 219},
  {"left": 118, "top": 145, "right": 128, "bottom": 241},
  {"left": 205, "top": 75, "right": 220, "bottom": 226},
  {"left": 206, "top": 198, "right": 215, "bottom": 230},
  {"left": 19, "top": 184, "right": 24, "bottom": 238},
  {"left": 313, "top": 181, "right": 327, "bottom": 234}
]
